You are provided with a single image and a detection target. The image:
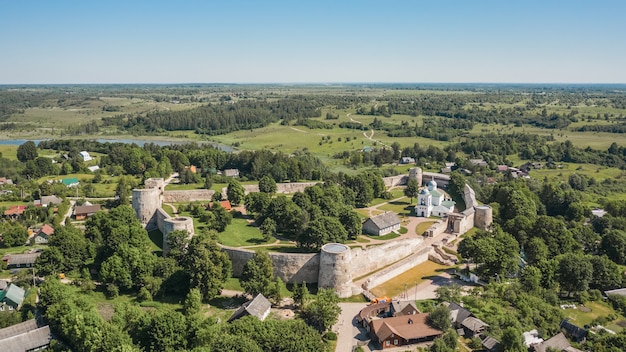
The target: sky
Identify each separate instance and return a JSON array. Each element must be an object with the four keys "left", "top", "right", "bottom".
[{"left": 1, "top": 0, "right": 625, "bottom": 84}]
